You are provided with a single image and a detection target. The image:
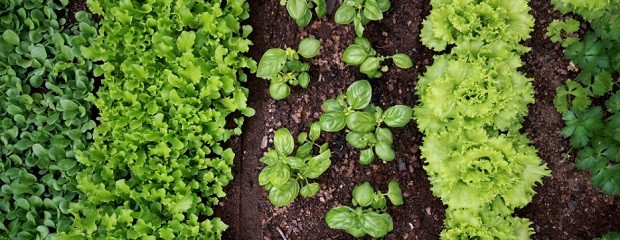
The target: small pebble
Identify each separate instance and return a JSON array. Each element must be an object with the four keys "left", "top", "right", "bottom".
[{"left": 261, "top": 136, "right": 268, "bottom": 149}]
